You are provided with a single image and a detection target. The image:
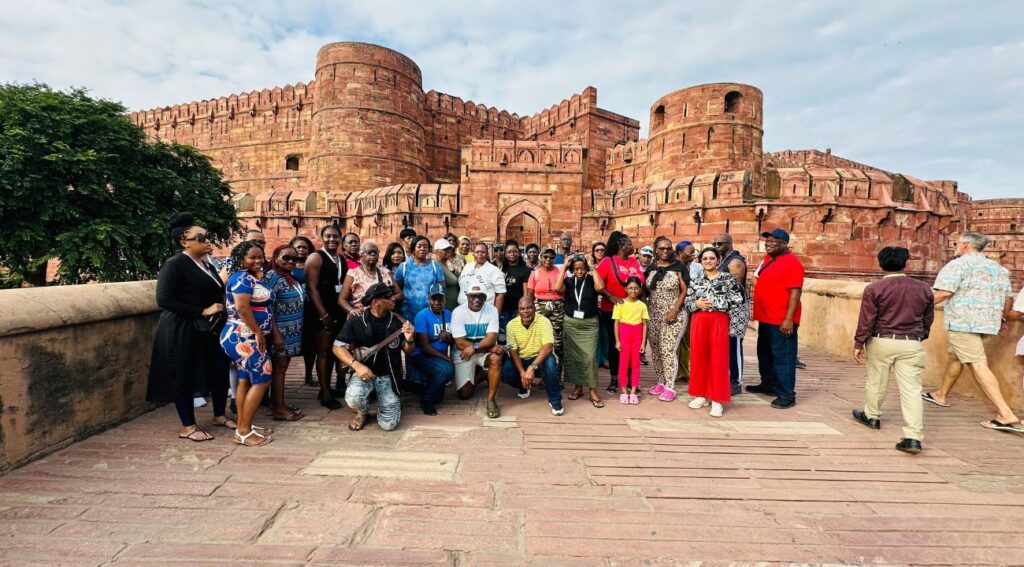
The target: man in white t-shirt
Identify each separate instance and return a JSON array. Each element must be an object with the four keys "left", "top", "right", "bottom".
[
  {"left": 451, "top": 284, "right": 504, "bottom": 418},
  {"left": 458, "top": 242, "right": 507, "bottom": 311}
]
